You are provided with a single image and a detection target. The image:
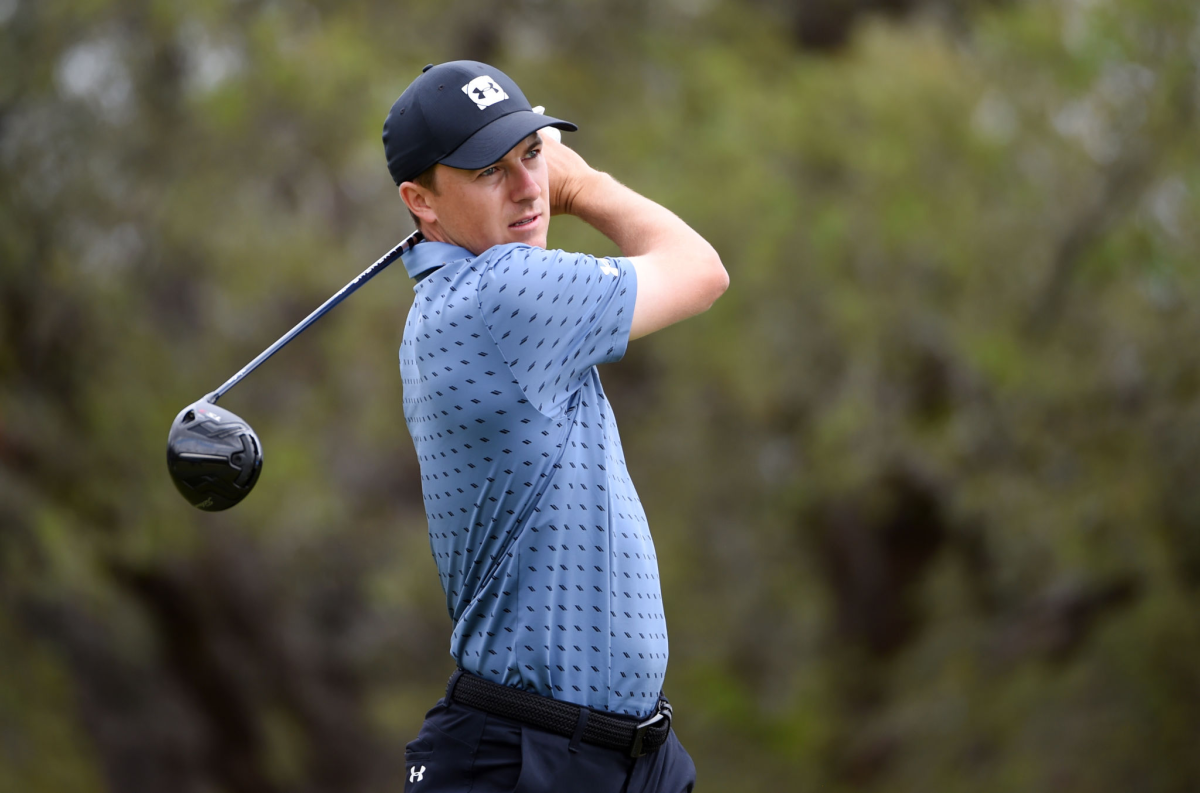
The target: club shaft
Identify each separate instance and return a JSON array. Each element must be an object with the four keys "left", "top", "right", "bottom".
[{"left": 208, "top": 231, "right": 424, "bottom": 403}]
